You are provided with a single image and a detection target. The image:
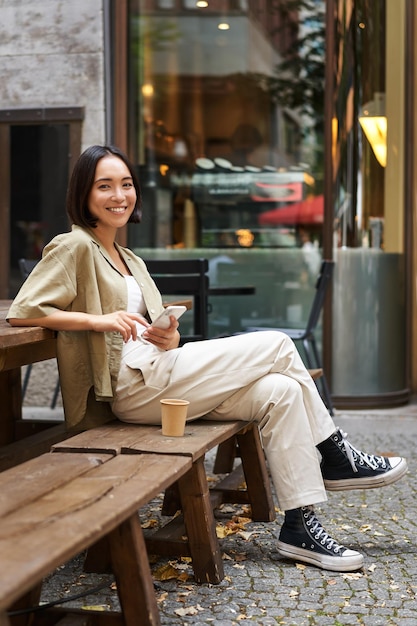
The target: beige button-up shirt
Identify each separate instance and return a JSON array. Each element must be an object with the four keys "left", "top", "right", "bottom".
[{"left": 7, "top": 226, "right": 165, "bottom": 430}]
